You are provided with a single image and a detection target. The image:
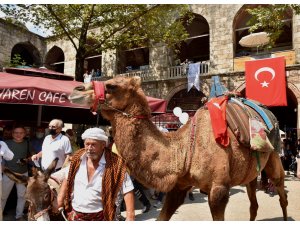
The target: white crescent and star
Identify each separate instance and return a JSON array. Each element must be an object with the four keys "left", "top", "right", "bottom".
[{"left": 254, "top": 67, "right": 276, "bottom": 88}]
